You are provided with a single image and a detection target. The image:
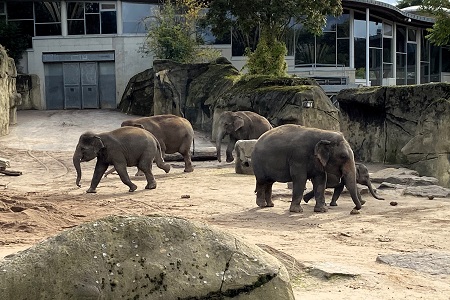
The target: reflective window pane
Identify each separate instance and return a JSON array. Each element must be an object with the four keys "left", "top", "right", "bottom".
[
  {"left": 68, "top": 20, "right": 85, "bottom": 35},
  {"left": 396, "top": 25, "right": 406, "bottom": 53},
  {"left": 407, "top": 43, "right": 416, "bottom": 84},
  {"left": 337, "top": 39, "right": 349, "bottom": 66},
  {"left": 408, "top": 29, "right": 416, "bottom": 42},
  {"left": 420, "top": 62, "right": 430, "bottom": 83},
  {"left": 36, "top": 23, "right": 61, "bottom": 36},
  {"left": 7, "top": 2, "right": 33, "bottom": 19},
  {"left": 35, "top": 2, "right": 61, "bottom": 23},
  {"left": 369, "top": 17, "right": 382, "bottom": 48},
  {"left": 316, "top": 32, "right": 336, "bottom": 64},
  {"left": 369, "top": 48, "right": 382, "bottom": 86},
  {"left": 86, "top": 14, "right": 100, "bottom": 34},
  {"left": 101, "top": 11, "right": 116, "bottom": 34},
  {"left": 430, "top": 45, "right": 440, "bottom": 82},
  {"left": 383, "top": 63, "right": 393, "bottom": 78},
  {"left": 122, "top": 3, "right": 157, "bottom": 34},
  {"left": 9, "top": 20, "right": 34, "bottom": 48},
  {"left": 383, "top": 23, "right": 393, "bottom": 37},
  {"left": 354, "top": 12, "right": 366, "bottom": 76},
  {"left": 396, "top": 53, "right": 406, "bottom": 85},
  {"left": 336, "top": 11, "right": 350, "bottom": 38},
  {"left": 85, "top": 2, "right": 99, "bottom": 13},
  {"left": 295, "top": 26, "right": 315, "bottom": 65},
  {"left": 67, "top": 3, "right": 84, "bottom": 20},
  {"left": 383, "top": 38, "right": 392, "bottom": 63}
]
